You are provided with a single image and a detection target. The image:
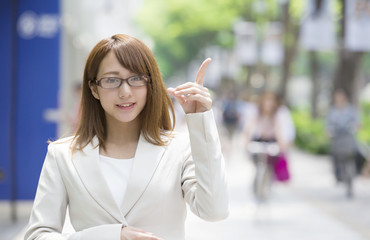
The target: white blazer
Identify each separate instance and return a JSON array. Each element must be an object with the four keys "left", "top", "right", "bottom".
[{"left": 25, "top": 110, "right": 229, "bottom": 240}]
